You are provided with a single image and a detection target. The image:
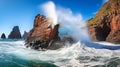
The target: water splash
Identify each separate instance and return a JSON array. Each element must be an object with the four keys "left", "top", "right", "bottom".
[
  {"left": 41, "top": 1, "right": 58, "bottom": 29},
  {"left": 41, "top": 1, "right": 90, "bottom": 42}
]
